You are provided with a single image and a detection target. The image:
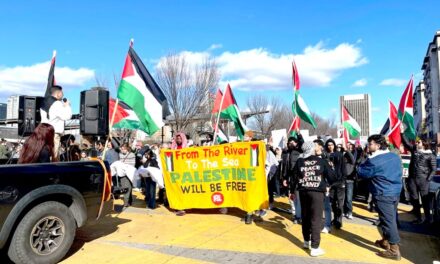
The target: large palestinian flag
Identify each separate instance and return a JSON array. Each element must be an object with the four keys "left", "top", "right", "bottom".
[
  {"left": 342, "top": 105, "right": 361, "bottom": 138},
  {"left": 292, "top": 60, "right": 317, "bottom": 128},
  {"left": 117, "top": 42, "right": 169, "bottom": 135},
  {"left": 212, "top": 85, "right": 251, "bottom": 140},
  {"left": 398, "top": 77, "right": 416, "bottom": 140}
]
